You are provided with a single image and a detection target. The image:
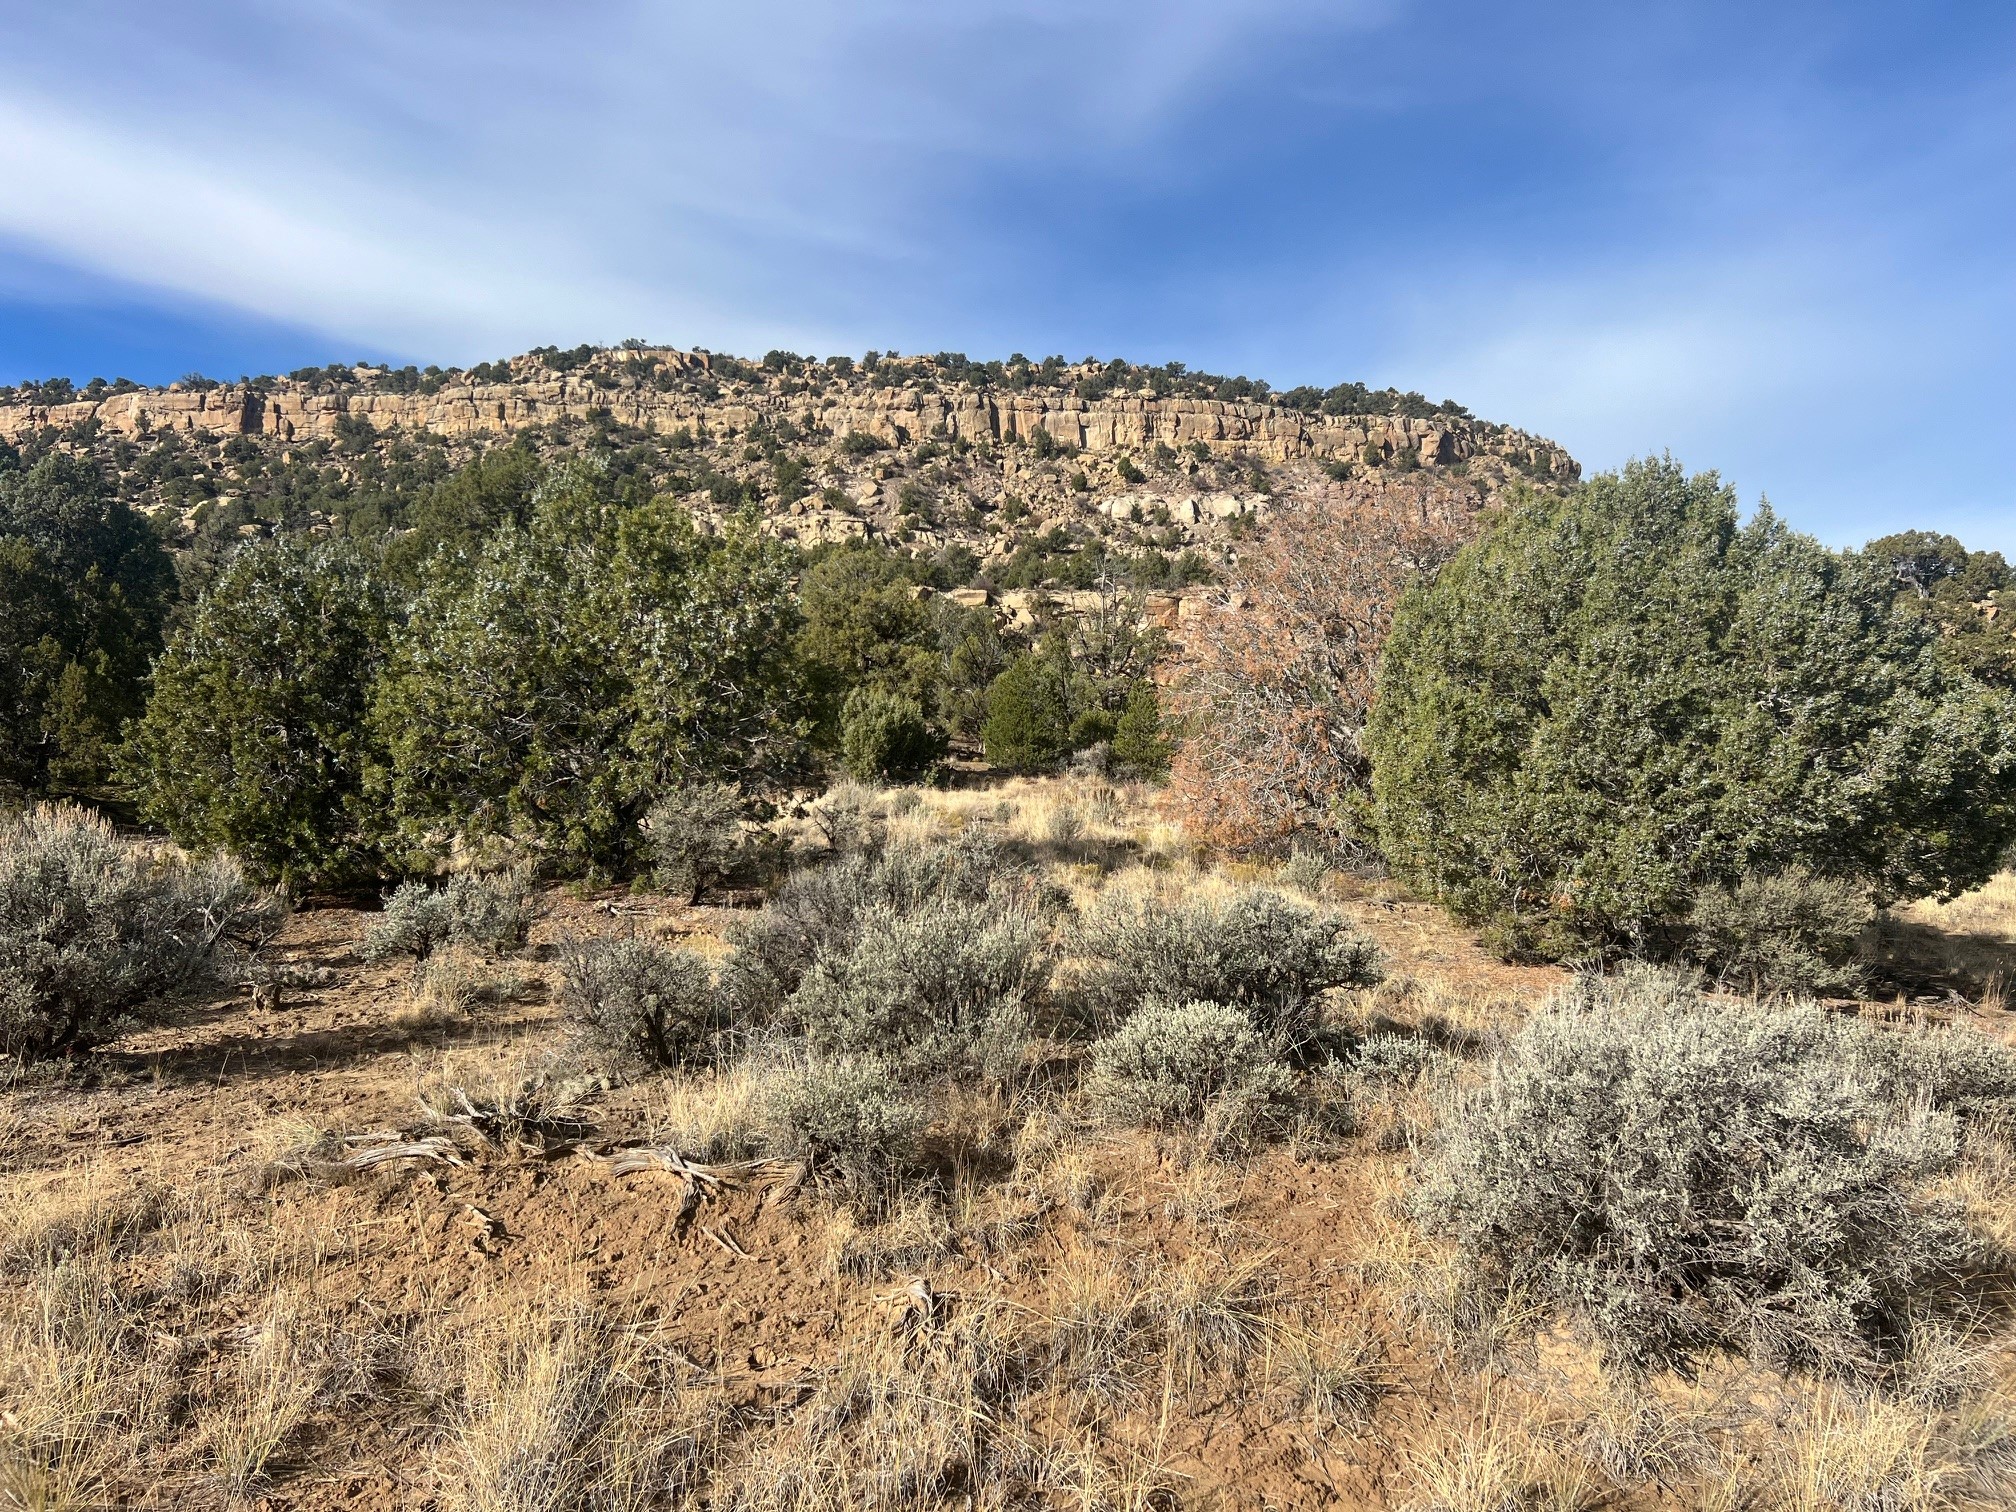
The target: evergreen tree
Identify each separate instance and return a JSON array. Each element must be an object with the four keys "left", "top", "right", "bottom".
[
  {"left": 982, "top": 636, "right": 1076, "bottom": 772},
  {"left": 794, "top": 542, "right": 940, "bottom": 735},
  {"left": 1111, "top": 678, "right": 1171, "bottom": 779},
  {"left": 0, "top": 453, "right": 174, "bottom": 792},
  {"left": 380, "top": 442, "right": 546, "bottom": 586},
  {"left": 368, "top": 461, "right": 811, "bottom": 875},
  {"left": 121, "top": 539, "right": 391, "bottom": 890},
  {"left": 839, "top": 686, "right": 946, "bottom": 783},
  {"left": 1368, "top": 458, "right": 2016, "bottom": 957}
]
